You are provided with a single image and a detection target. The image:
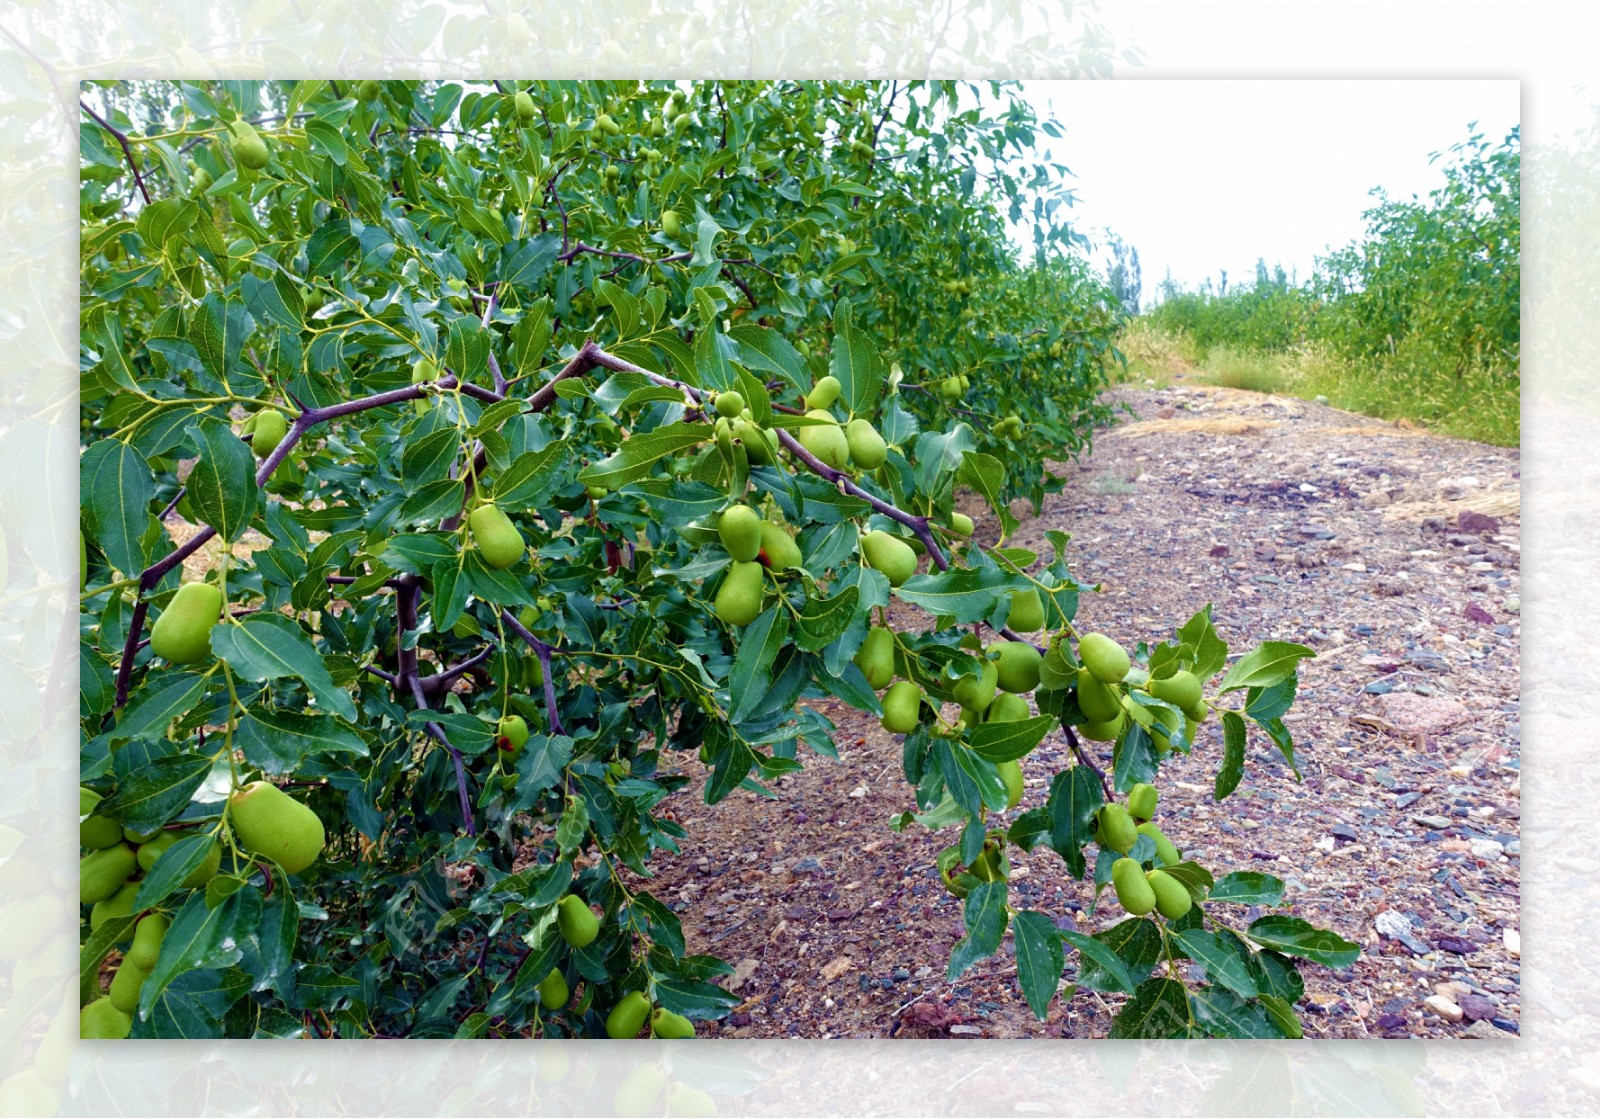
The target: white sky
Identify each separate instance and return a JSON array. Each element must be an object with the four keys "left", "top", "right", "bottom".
[{"left": 1012, "top": 80, "right": 1521, "bottom": 300}]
